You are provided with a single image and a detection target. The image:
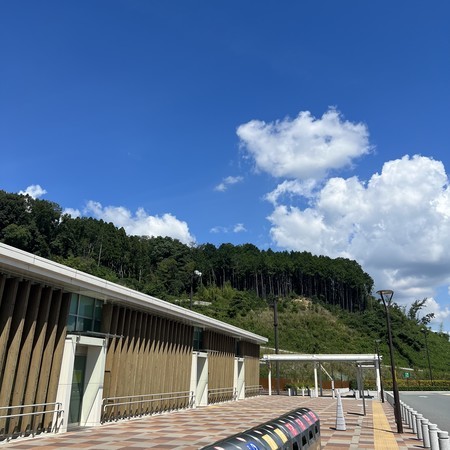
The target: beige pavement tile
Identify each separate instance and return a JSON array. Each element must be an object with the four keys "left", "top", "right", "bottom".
[{"left": 2, "top": 396, "right": 421, "bottom": 449}]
